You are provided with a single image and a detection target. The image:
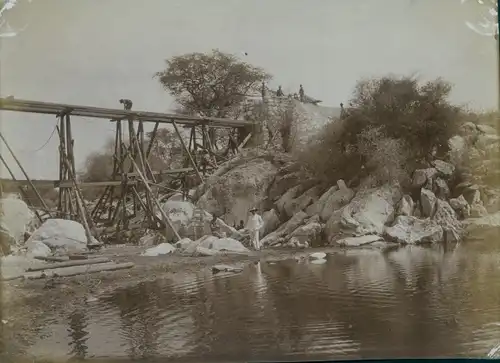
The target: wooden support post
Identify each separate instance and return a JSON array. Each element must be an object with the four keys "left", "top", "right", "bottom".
[
  {"left": 63, "top": 157, "right": 93, "bottom": 245},
  {"left": 145, "top": 121, "right": 159, "bottom": 158},
  {"left": 172, "top": 120, "right": 203, "bottom": 183},
  {"left": 0, "top": 131, "right": 52, "bottom": 214},
  {"left": 128, "top": 156, "right": 181, "bottom": 241}
]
